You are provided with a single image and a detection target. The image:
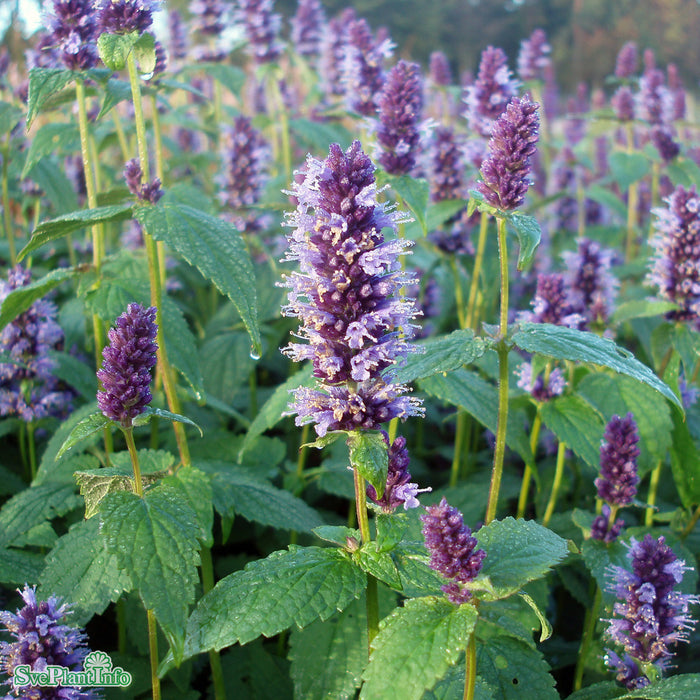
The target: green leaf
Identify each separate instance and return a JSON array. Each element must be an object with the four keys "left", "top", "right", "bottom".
[
  {"left": 199, "top": 331, "right": 255, "bottom": 404},
  {"left": 0, "top": 547, "right": 45, "bottom": 585},
  {"left": 375, "top": 512, "right": 409, "bottom": 552},
  {"left": 540, "top": 395, "right": 605, "bottom": 469},
  {"left": 27, "top": 158, "right": 78, "bottom": 214},
  {"left": 239, "top": 367, "right": 314, "bottom": 457},
  {"left": 507, "top": 211, "right": 541, "bottom": 271},
  {"left": 313, "top": 525, "right": 361, "bottom": 547},
  {"left": 27, "top": 67, "right": 75, "bottom": 125},
  {"left": 476, "top": 518, "right": 569, "bottom": 599},
  {"left": 47, "top": 349, "right": 98, "bottom": 400},
  {"left": 133, "top": 31, "right": 156, "bottom": 74},
  {"left": 38, "top": 517, "right": 131, "bottom": 625},
  {"left": 426, "top": 198, "right": 469, "bottom": 231},
  {"left": 511, "top": 323, "right": 682, "bottom": 409},
  {"left": 97, "top": 31, "right": 138, "bottom": 72},
  {"left": 609, "top": 151, "right": 651, "bottom": 190},
  {"left": 586, "top": 184, "right": 627, "bottom": 220},
  {"left": 100, "top": 485, "right": 201, "bottom": 663},
  {"left": 0, "top": 101, "right": 22, "bottom": 134},
  {"left": 347, "top": 430, "right": 388, "bottom": 499},
  {"left": 134, "top": 202, "right": 261, "bottom": 355},
  {"left": 197, "top": 63, "right": 246, "bottom": 96},
  {"left": 355, "top": 541, "right": 402, "bottom": 589},
  {"left": 132, "top": 406, "right": 203, "bottom": 436},
  {"left": 161, "top": 466, "right": 214, "bottom": 548},
  {"left": 290, "top": 117, "right": 353, "bottom": 154},
  {"left": 393, "top": 329, "right": 488, "bottom": 384},
  {"left": 97, "top": 78, "right": 132, "bottom": 119},
  {"left": 21, "top": 123, "right": 79, "bottom": 178},
  {"left": 196, "top": 461, "right": 324, "bottom": 532},
  {"left": 612, "top": 299, "right": 679, "bottom": 324},
  {"left": 420, "top": 368, "right": 533, "bottom": 463},
  {"left": 580, "top": 538, "right": 629, "bottom": 606},
  {"left": 621, "top": 675, "right": 700, "bottom": 699},
  {"left": 476, "top": 633, "right": 558, "bottom": 700},
  {"left": 360, "top": 597, "right": 477, "bottom": 700},
  {"left": 55, "top": 412, "right": 111, "bottom": 459},
  {"left": 384, "top": 174, "right": 430, "bottom": 234},
  {"left": 18, "top": 204, "right": 134, "bottom": 261},
  {"left": 566, "top": 681, "right": 626, "bottom": 700},
  {"left": 183, "top": 546, "right": 366, "bottom": 656},
  {"left": 670, "top": 409, "right": 700, "bottom": 508}
]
